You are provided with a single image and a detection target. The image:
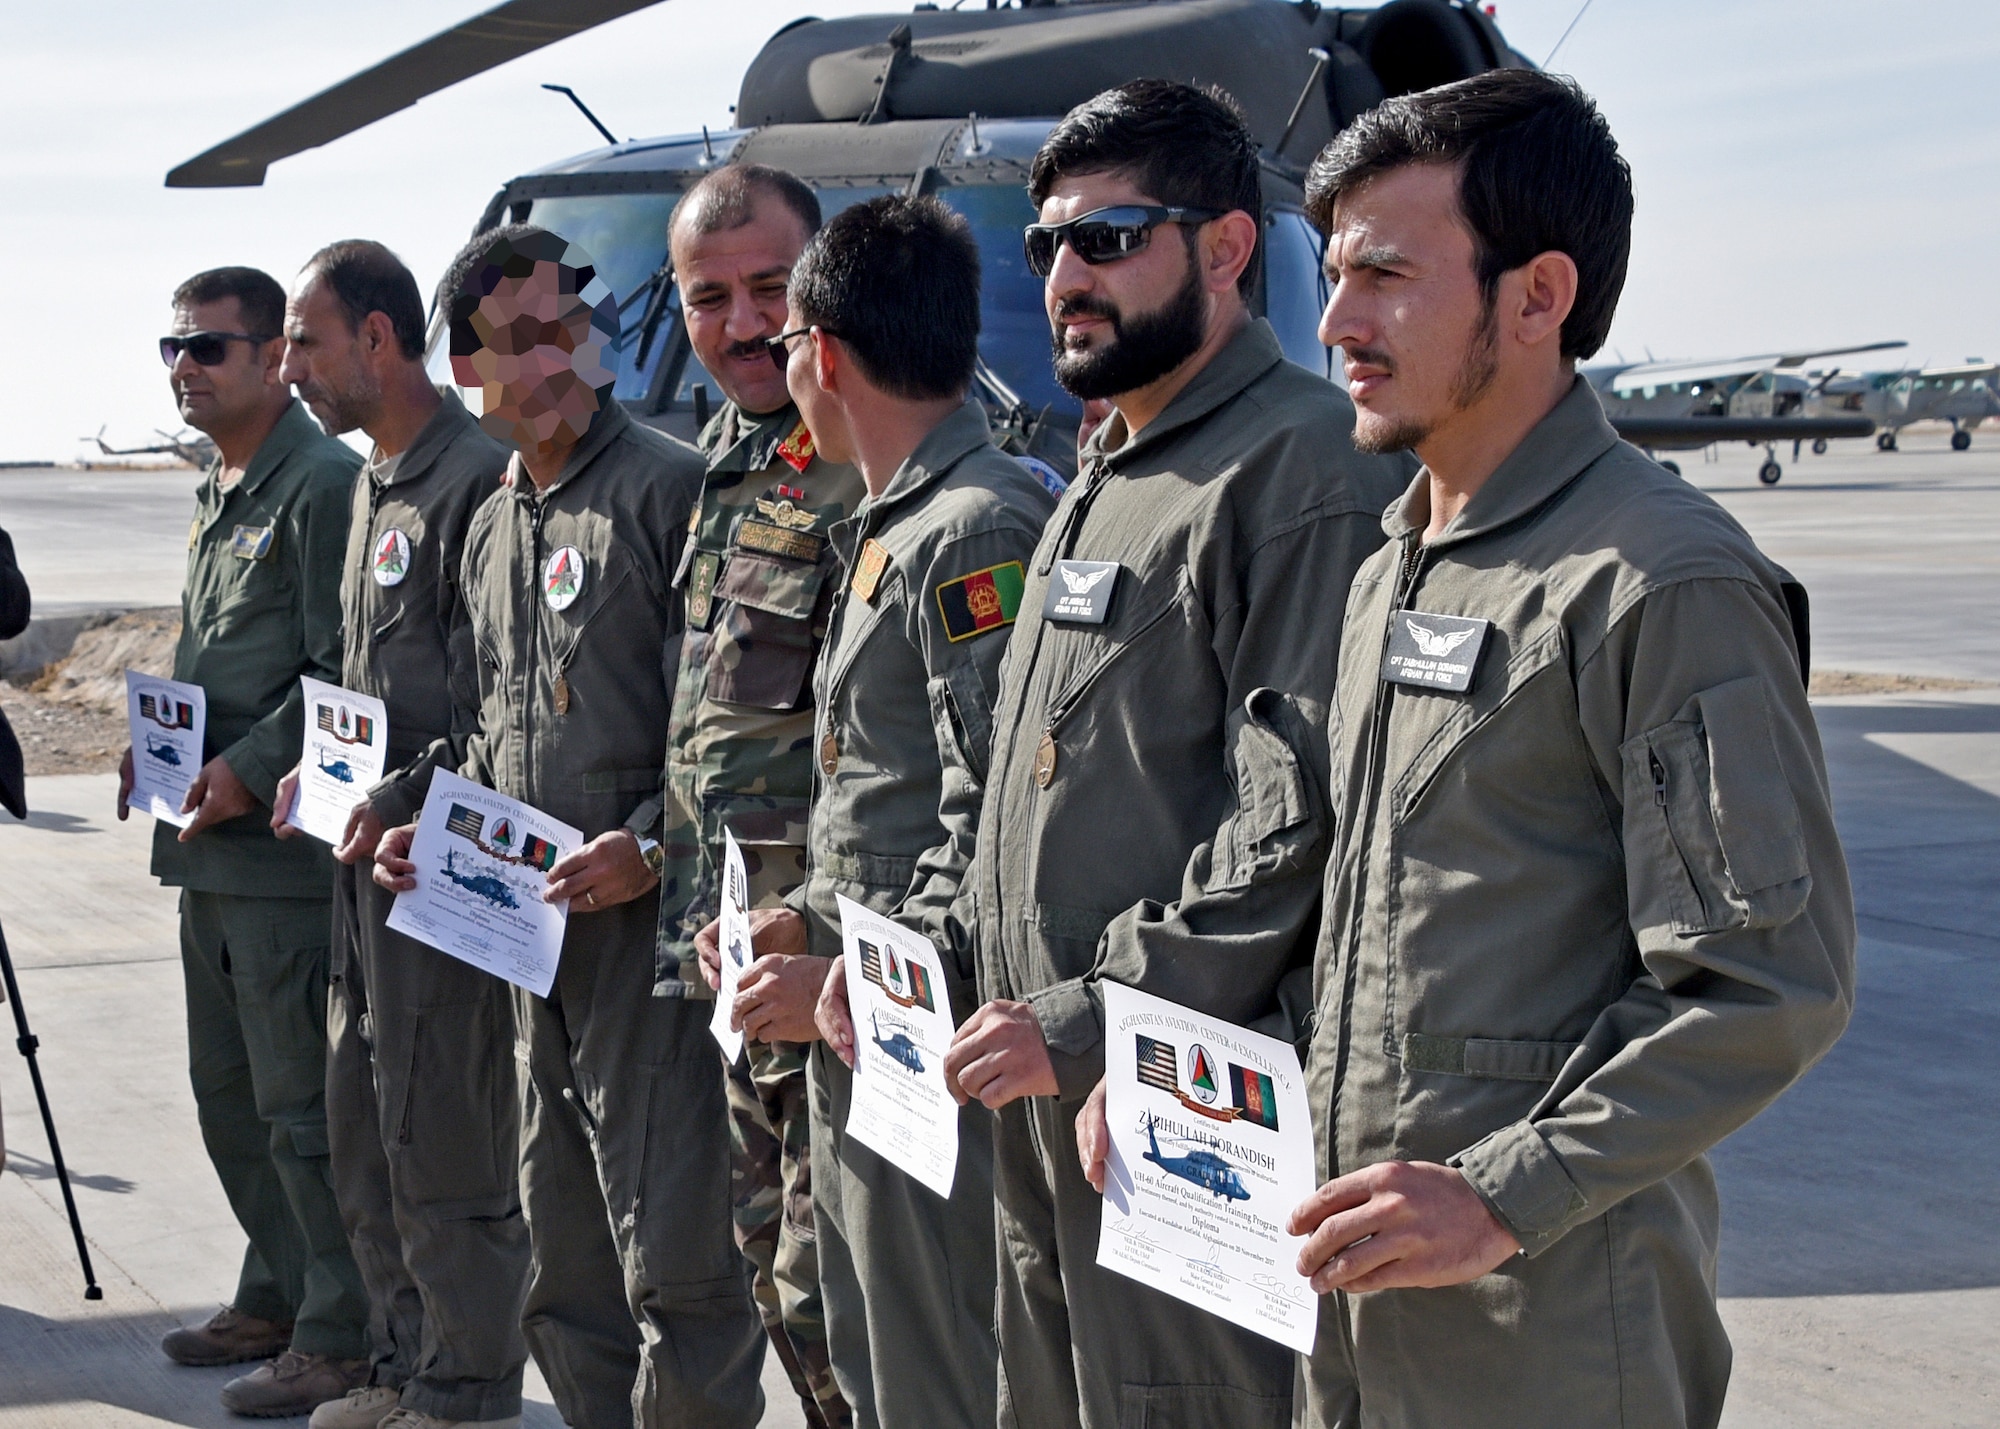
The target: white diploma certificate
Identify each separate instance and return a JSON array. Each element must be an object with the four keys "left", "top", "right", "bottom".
[
  {"left": 124, "top": 670, "right": 206, "bottom": 828},
  {"left": 836, "top": 893, "right": 961, "bottom": 1198},
  {"left": 286, "top": 676, "right": 390, "bottom": 845},
  {"left": 708, "top": 830, "right": 751, "bottom": 1063},
  {"left": 1097, "top": 981, "right": 1319, "bottom": 1353},
  {"left": 385, "top": 769, "right": 580, "bottom": 997}
]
